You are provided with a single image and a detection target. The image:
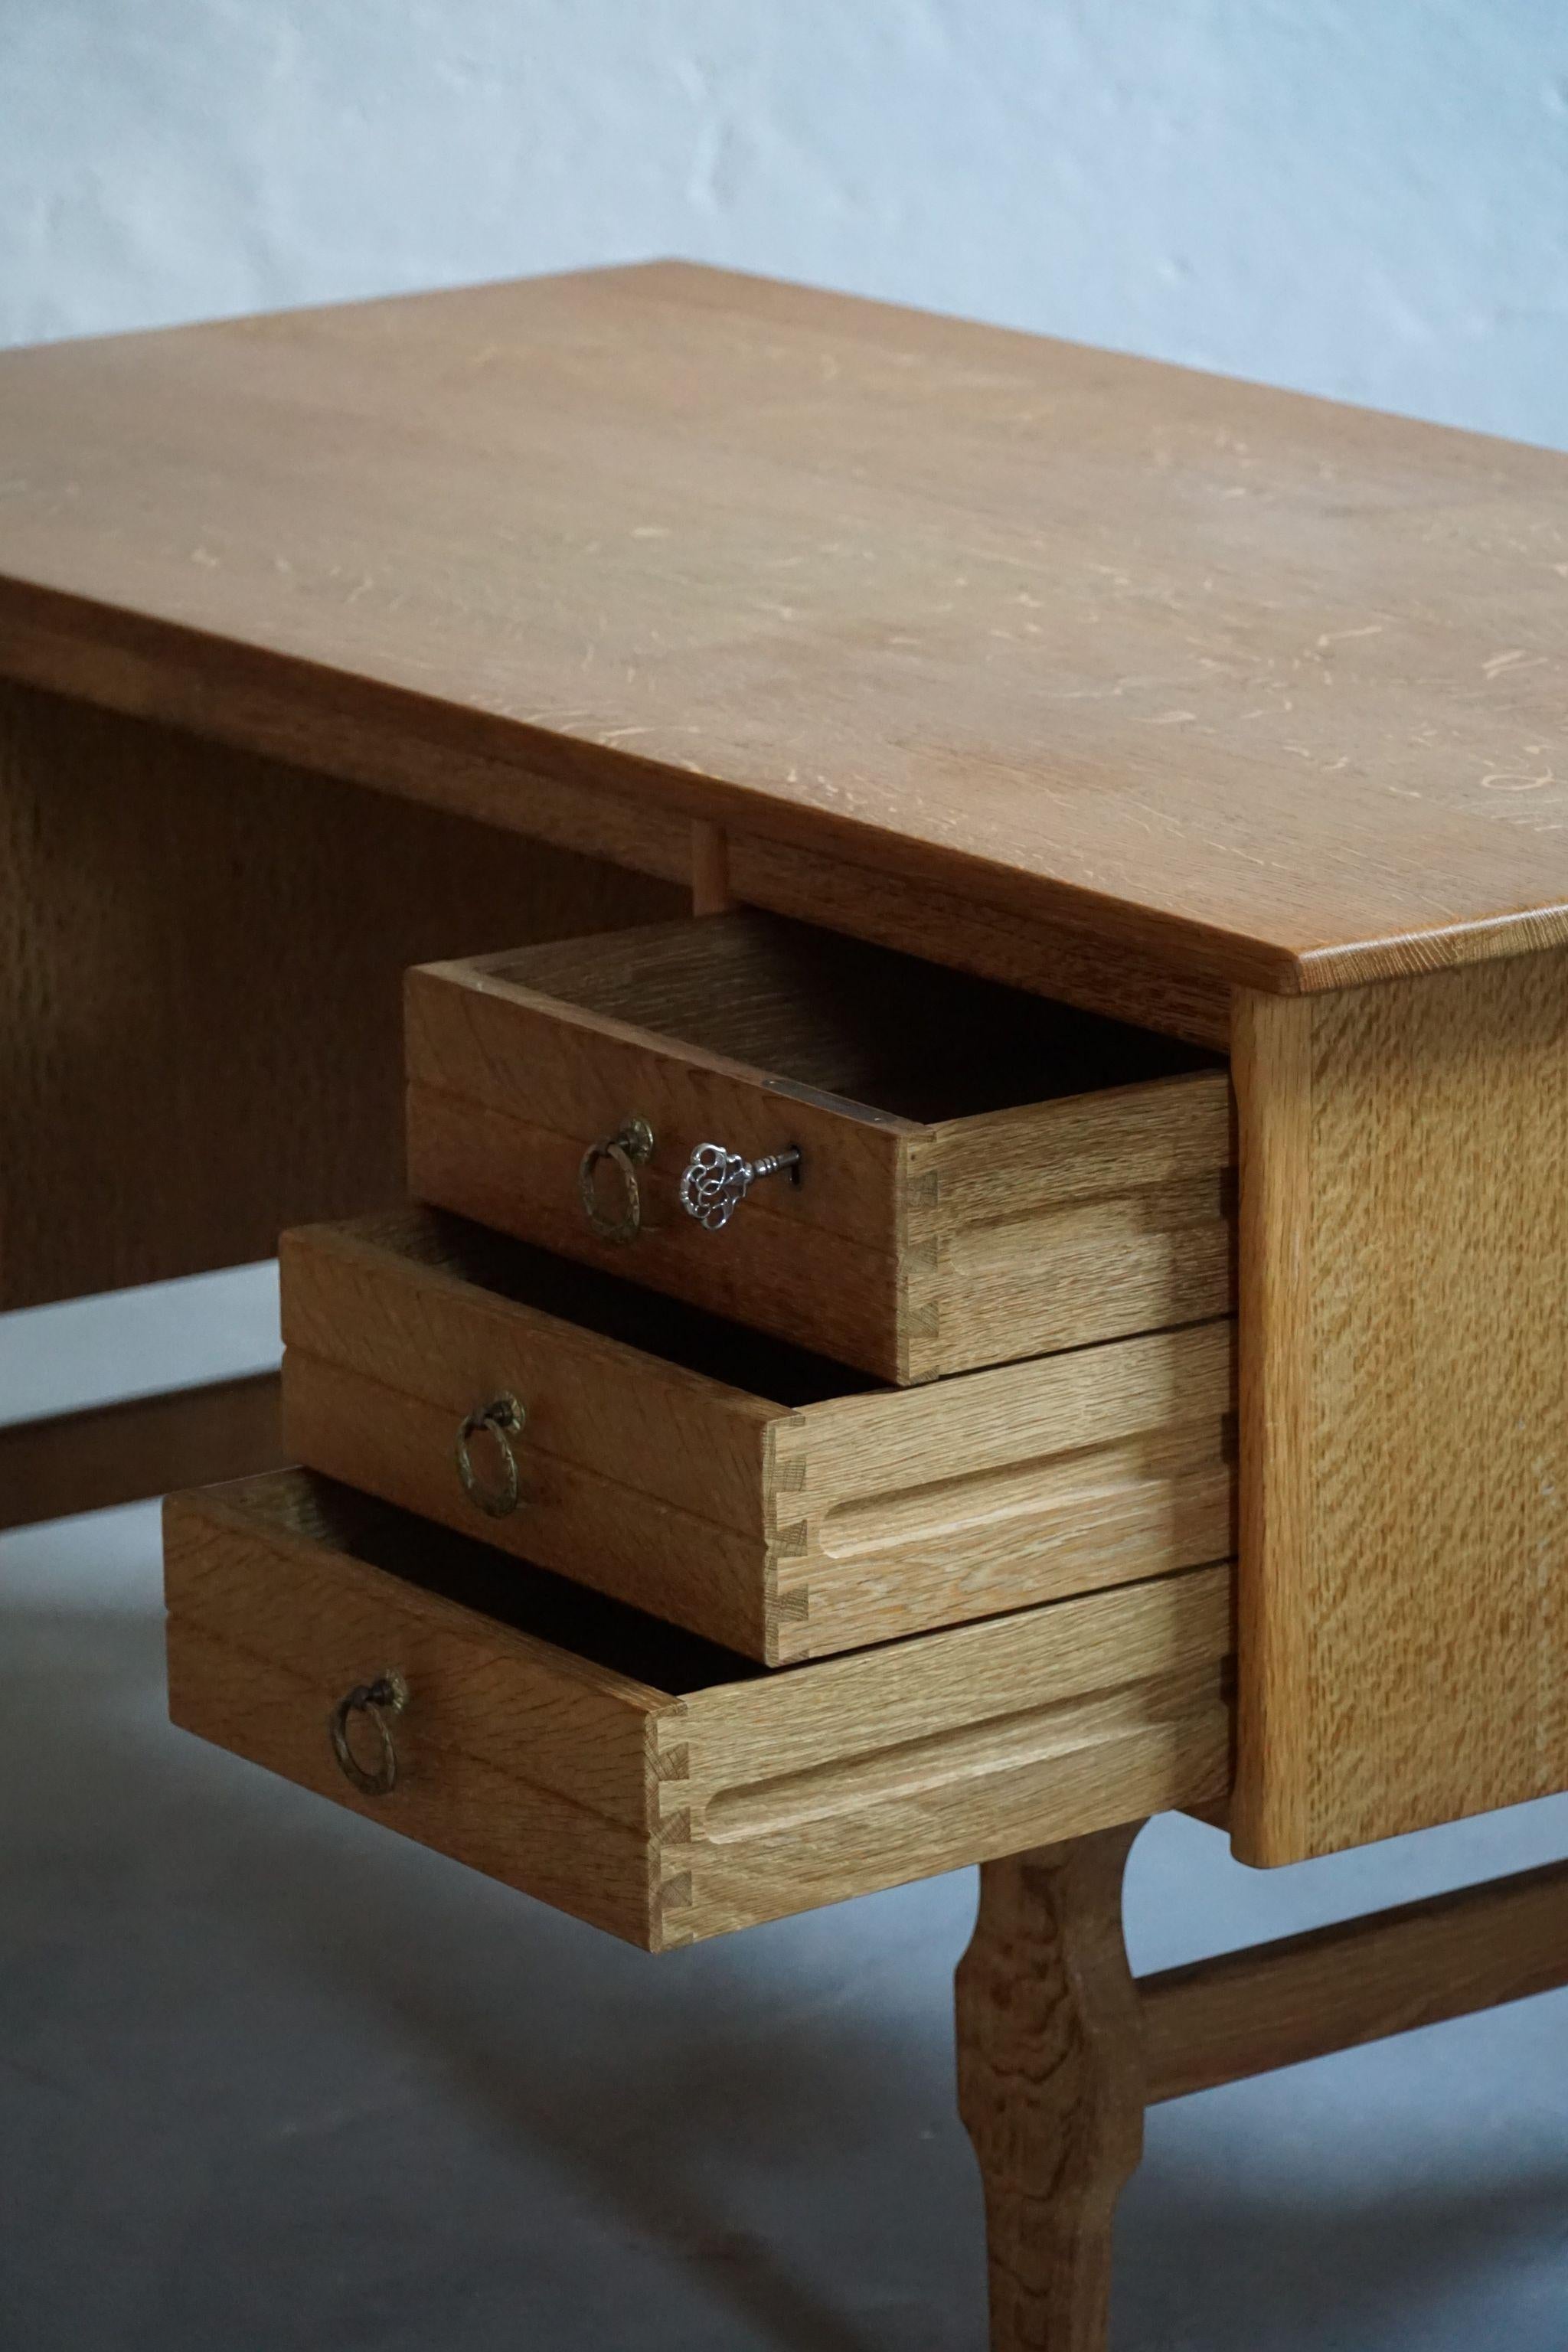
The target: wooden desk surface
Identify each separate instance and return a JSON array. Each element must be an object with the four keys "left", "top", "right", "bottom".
[
  {"left": 3, "top": 260, "right": 1568, "bottom": 997},
  {"left": 8, "top": 265, "right": 1568, "bottom": 1874}
]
